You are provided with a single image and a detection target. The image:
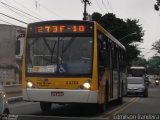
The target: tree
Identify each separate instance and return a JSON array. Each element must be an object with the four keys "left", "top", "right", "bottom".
[
  {"left": 92, "top": 13, "right": 144, "bottom": 66},
  {"left": 91, "top": 12, "right": 102, "bottom": 22},
  {"left": 154, "top": 0, "right": 160, "bottom": 11},
  {"left": 147, "top": 56, "right": 160, "bottom": 75},
  {"left": 131, "top": 57, "right": 147, "bottom": 67},
  {"left": 152, "top": 39, "right": 160, "bottom": 54}
]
